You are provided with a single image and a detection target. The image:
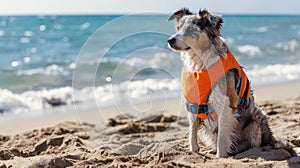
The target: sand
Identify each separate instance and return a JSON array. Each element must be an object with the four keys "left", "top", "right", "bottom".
[{"left": 0, "top": 82, "right": 299, "bottom": 167}]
